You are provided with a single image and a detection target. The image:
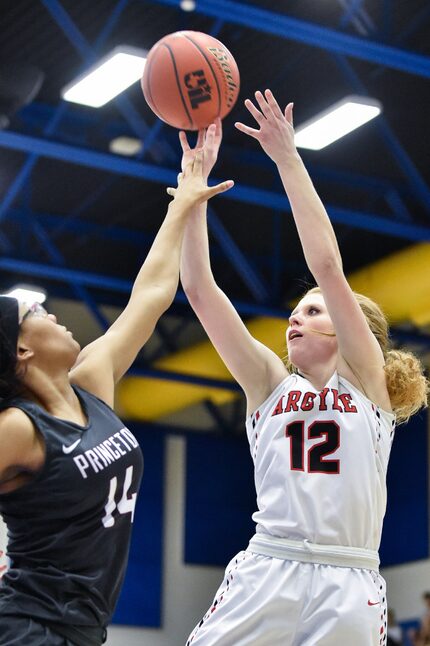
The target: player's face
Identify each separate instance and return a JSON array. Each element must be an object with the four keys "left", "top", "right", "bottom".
[
  {"left": 18, "top": 302, "right": 80, "bottom": 365},
  {"left": 286, "top": 293, "right": 337, "bottom": 369}
]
